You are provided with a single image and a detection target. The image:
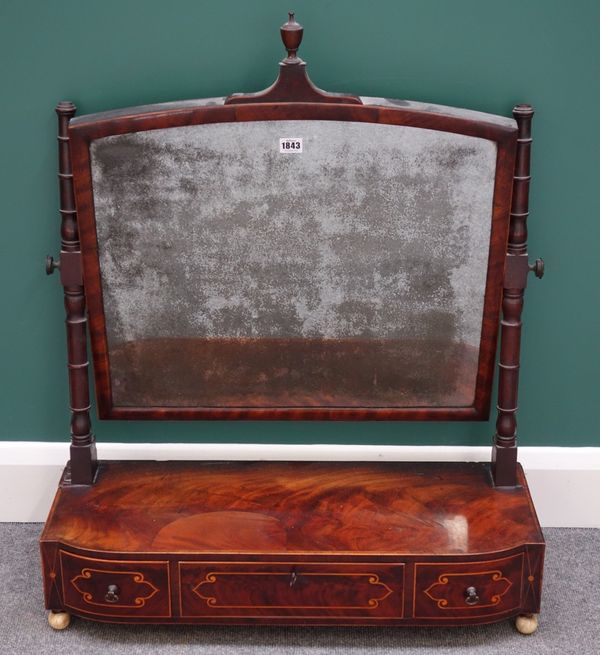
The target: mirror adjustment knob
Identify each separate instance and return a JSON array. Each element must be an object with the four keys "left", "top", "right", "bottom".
[
  {"left": 529, "top": 258, "right": 544, "bottom": 279},
  {"left": 46, "top": 255, "right": 60, "bottom": 275}
]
